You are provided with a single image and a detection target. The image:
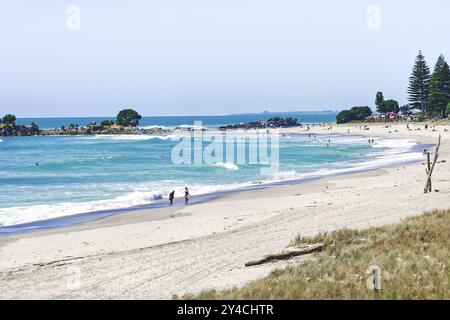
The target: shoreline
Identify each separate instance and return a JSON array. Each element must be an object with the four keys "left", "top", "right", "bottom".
[
  {"left": 0, "top": 132, "right": 428, "bottom": 235},
  {"left": 0, "top": 156, "right": 422, "bottom": 237},
  {"left": 0, "top": 122, "right": 449, "bottom": 299}
]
